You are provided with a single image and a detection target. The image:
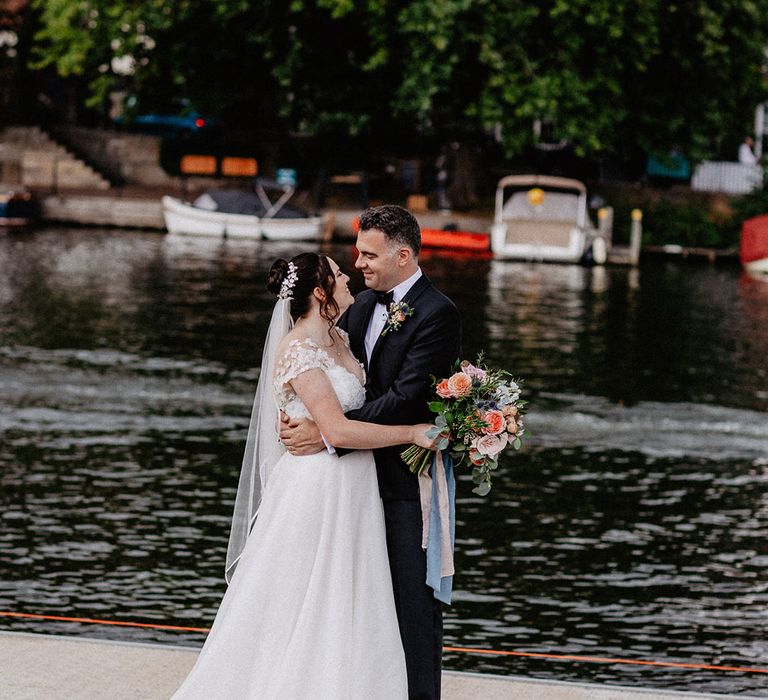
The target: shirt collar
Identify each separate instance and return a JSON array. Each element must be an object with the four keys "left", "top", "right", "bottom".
[{"left": 390, "top": 267, "right": 422, "bottom": 304}]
